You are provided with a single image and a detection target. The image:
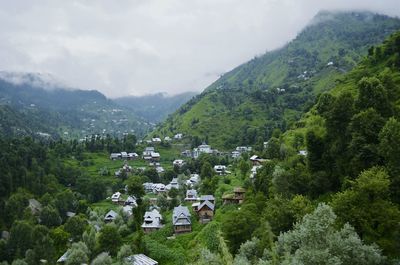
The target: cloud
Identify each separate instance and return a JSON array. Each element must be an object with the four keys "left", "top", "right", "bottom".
[{"left": 0, "top": 0, "right": 399, "bottom": 97}]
